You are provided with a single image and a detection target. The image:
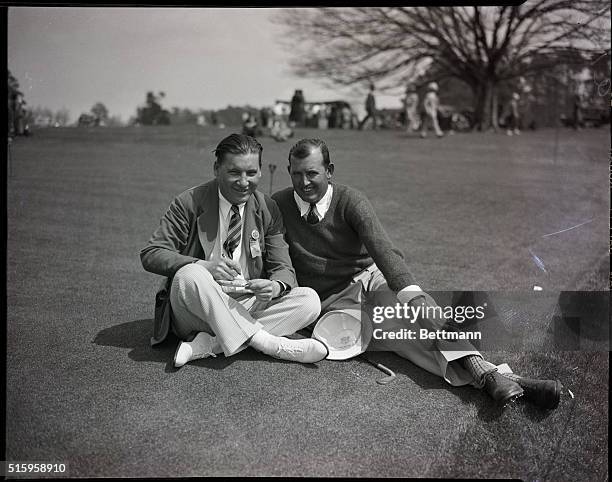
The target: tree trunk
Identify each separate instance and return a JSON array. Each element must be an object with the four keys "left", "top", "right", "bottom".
[
  {"left": 491, "top": 85, "right": 499, "bottom": 131},
  {"left": 472, "top": 79, "right": 496, "bottom": 131}
]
